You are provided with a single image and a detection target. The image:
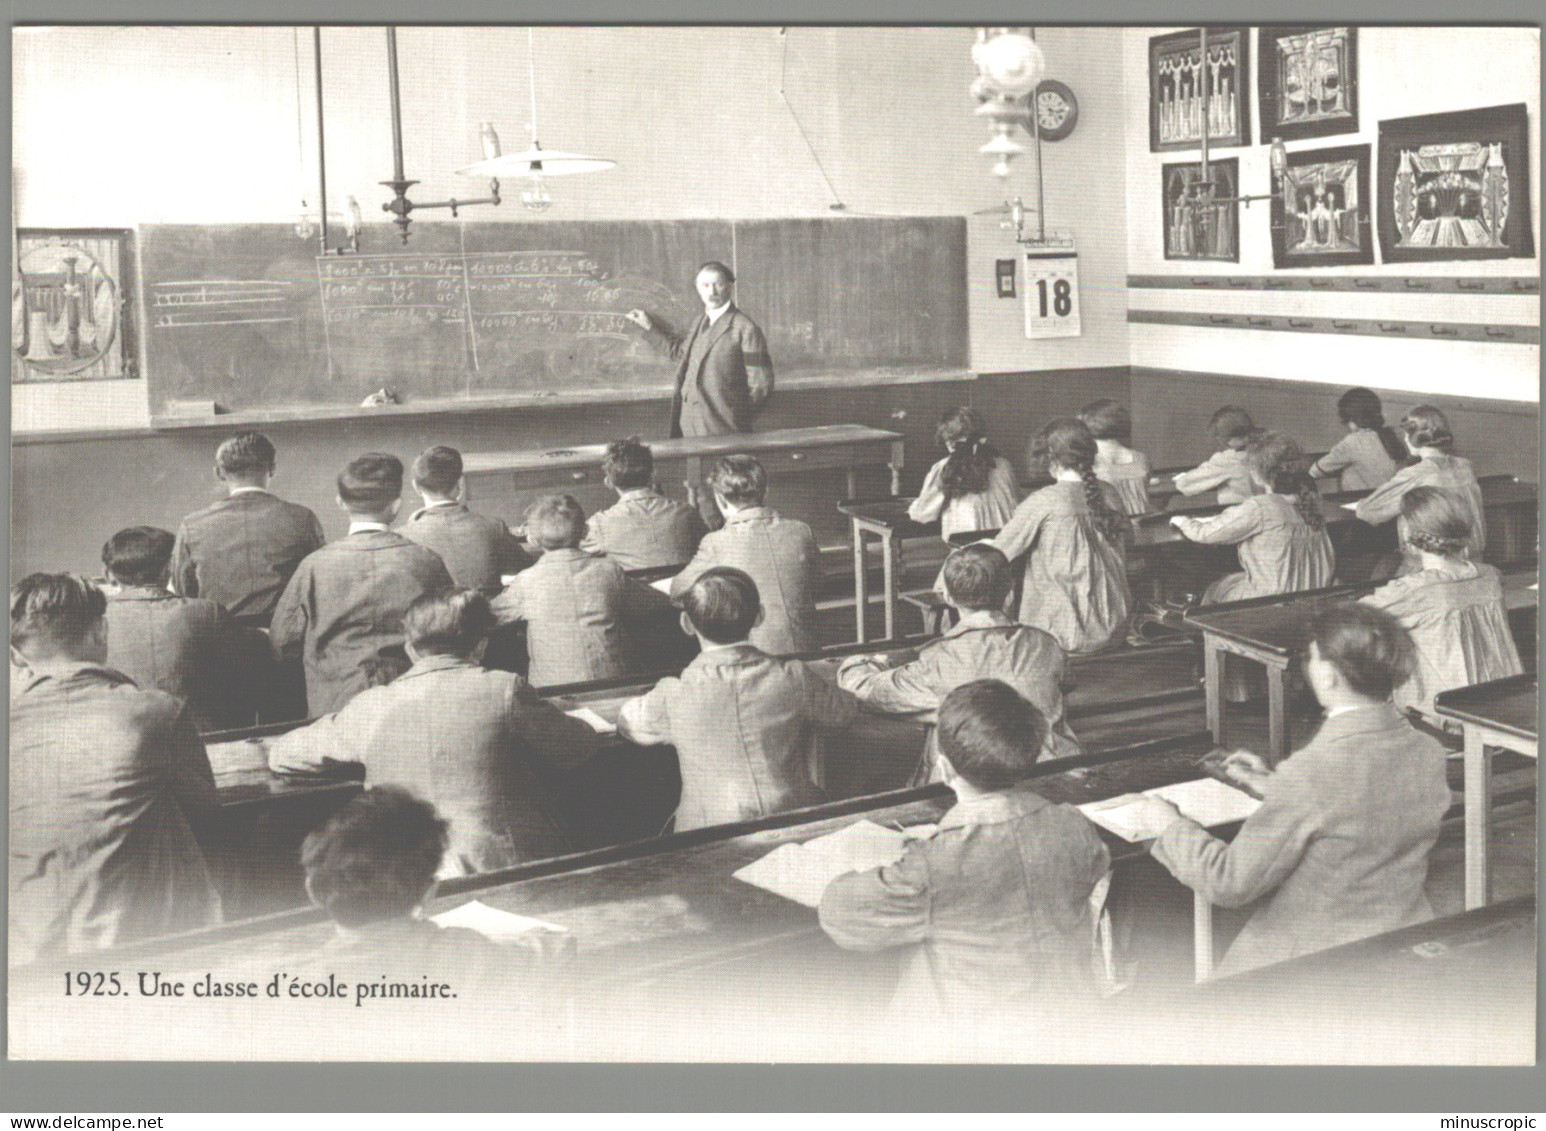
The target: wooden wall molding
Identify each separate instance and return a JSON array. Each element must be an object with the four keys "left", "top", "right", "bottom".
[
  {"left": 1128, "top": 274, "right": 1540, "bottom": 295},
  {"left": 1128, "top": 308, "right": 1539, "bottom": 345}
]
